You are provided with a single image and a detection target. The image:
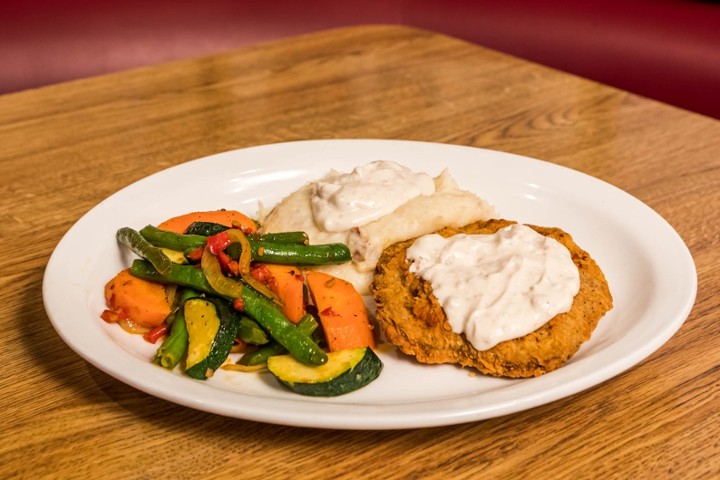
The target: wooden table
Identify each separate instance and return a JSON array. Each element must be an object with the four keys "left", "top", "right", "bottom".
[{"left": 2, "top": 25, "right": 718, "bottom": 479}]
